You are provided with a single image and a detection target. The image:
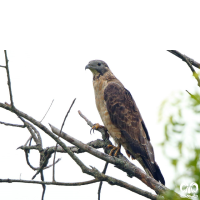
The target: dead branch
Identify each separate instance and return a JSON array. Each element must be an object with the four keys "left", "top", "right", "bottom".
[
  {"left": 167, "top": 50, "right": 200, "bottom": 86},
  {"left": 53, "top": 98, "right": 76, "bottom": 182},
  {"left": 0, "top": 177, "right": 158, "bottom": 200},
  {"left": 49, "top": 123, "right": 170, "bottom": 195},
  {"left": 4, "top": 50, "right": 14, "bottom": 108},
  {"left": 18, "top": 139, "right": 106, "bottom": 154},
  {"left": 0, "top": 178, "right": 100, "bottom": 186},
  {"left": 0, "top": 120, "right": 25, "bottom": 128},
  {"left": 167, "top": 50, "right": 200, "bottom": 69},
  {"left": 0, "top": 102, "right": 168, "bottom": 199},
  {"left": 98, "top": 161, "right": 109, "bottom": 200},
  {"left": 40, "top": 99, "right": 54, "bottom": 122}
]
